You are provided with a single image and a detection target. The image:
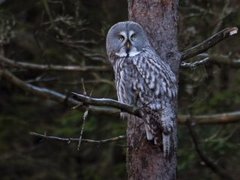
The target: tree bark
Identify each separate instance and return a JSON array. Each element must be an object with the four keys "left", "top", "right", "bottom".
[{"left": 127, "top": 0, "right": 180, "bottom": 179}]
